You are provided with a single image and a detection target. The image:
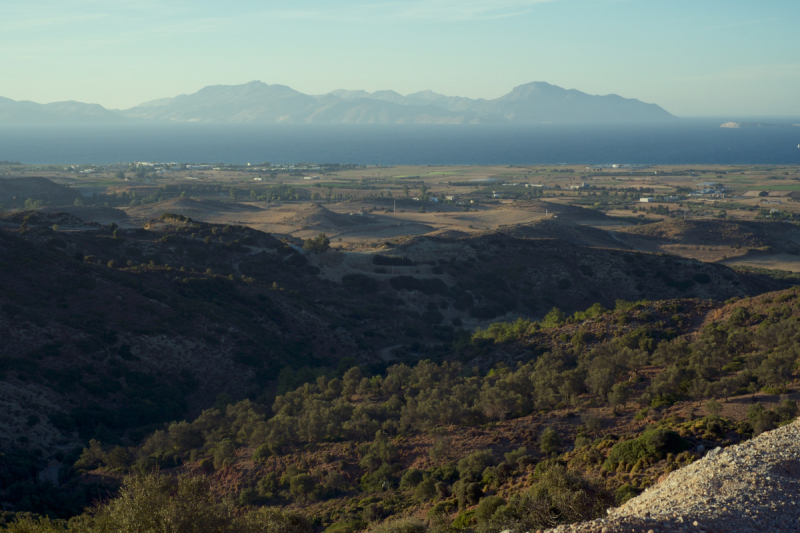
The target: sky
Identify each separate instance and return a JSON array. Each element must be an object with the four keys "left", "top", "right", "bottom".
[{"left": 1, "top": 0, "right": 798, "bottom": 117}]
